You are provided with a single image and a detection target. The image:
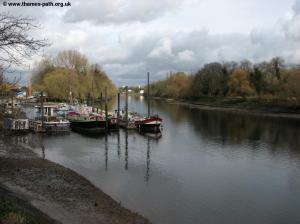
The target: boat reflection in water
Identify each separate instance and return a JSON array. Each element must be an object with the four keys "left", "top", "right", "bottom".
[
  {"left": 139, "top": 131, "right": 162, "bottom": 140},
  {"left": 145, "top": 136, "right": 151, "bottom": 182},
  {"left": 3, "top": 134, "right": 47, "bottom": 160},
  {"left": 103, "top": 129, "right": 162, "bottom": 182}
]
